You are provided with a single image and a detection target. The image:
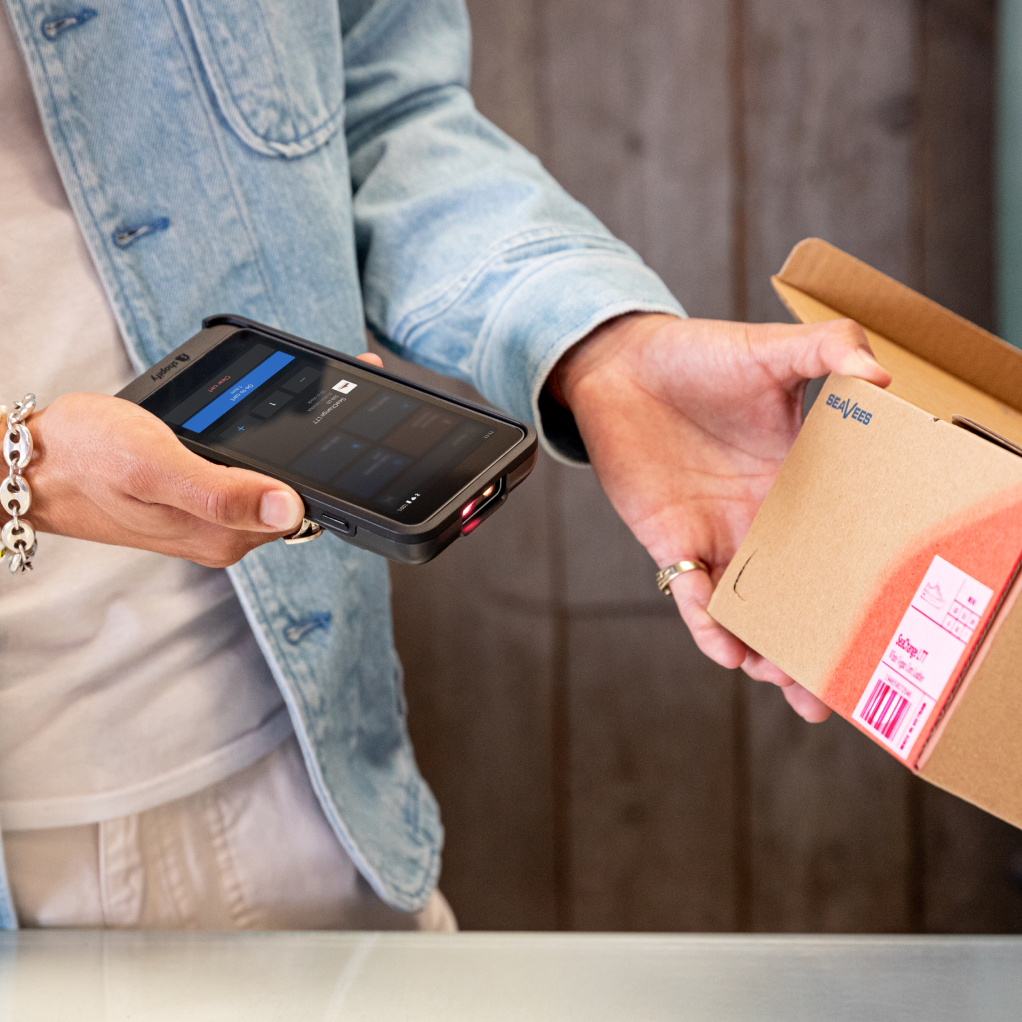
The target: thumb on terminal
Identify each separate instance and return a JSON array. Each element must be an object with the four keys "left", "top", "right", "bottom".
[
  {"left": 153, "top": 349, "right": 383, "bottom": 533},
  {"left": 150, "top": 439, "right": 305, "bottom": 534},
  {"left": 259, "top": 489, "right": 304, "bottom": 531}
]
